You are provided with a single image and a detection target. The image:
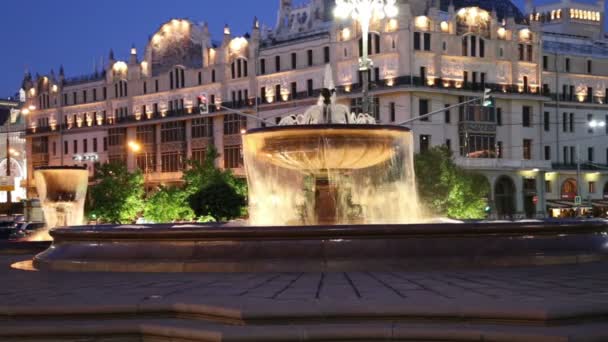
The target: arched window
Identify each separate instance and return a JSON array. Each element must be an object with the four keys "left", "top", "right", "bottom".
[
  {"left": 231, "top": 58, "right": 248, "bottom": 79},
  {"left": 495, "top": 176, "right": 516, "bottom": 218},
  {"left": 561, "top": 178, "right": 578, "bottom": 200},
  {"left": 359, "top": 32, "right": 381, "bottom": 57}
]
